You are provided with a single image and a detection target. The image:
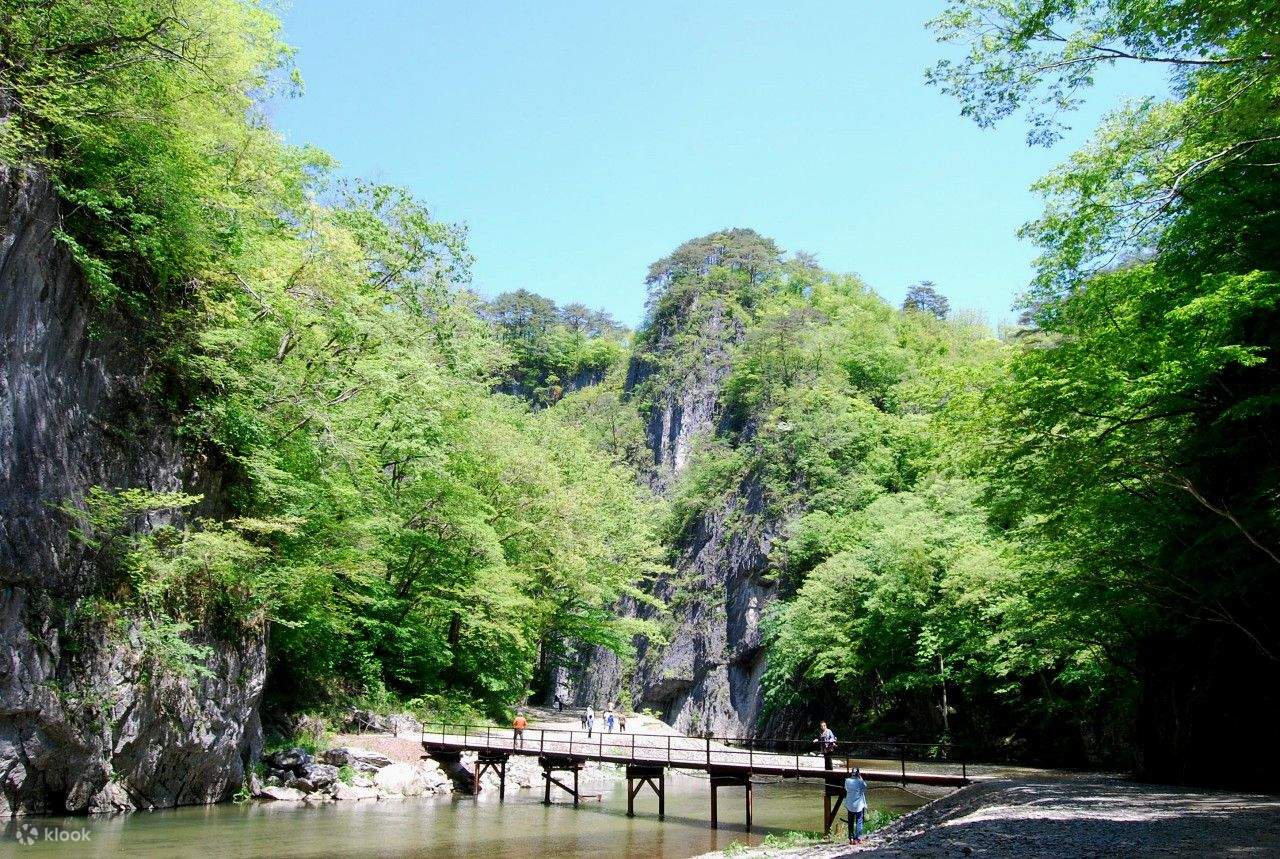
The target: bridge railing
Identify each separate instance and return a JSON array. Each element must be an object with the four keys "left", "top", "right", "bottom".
[{"left": 418, "top": 720, "right": 968, "bottom": 781}]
